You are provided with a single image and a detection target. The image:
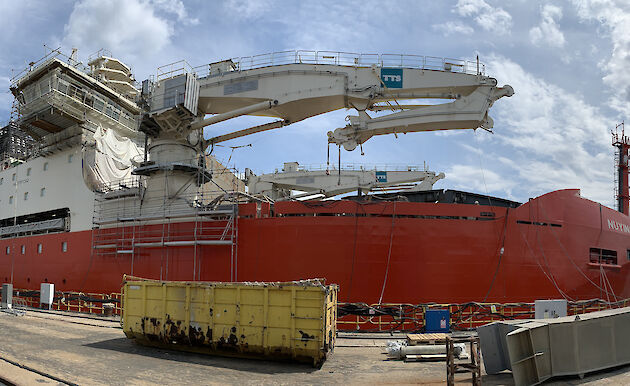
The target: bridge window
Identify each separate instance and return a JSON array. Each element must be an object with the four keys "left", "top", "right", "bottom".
[
  {"left": 8, "top": 196, "right": 13, "bottom": 205},
  {"left": 5, "top": 246, "right": 9, "bottom": 255},
  {"left": 26, "top": 167, "right": 31, "bottom": 176},
  {"left": 38, "top": 244, "right": 42, "bottom": 254},
  {"left": 21, "top": 245, "right": 25, "bottom": 254},
  {"left": 589, "top": 248, "right": 617, "bottom": 265},
  {"left": 24, "top": 192, "right": 28, "bottom": 201},
  {"left": 62, "top": 241, "right": 67, "bottom": 252},
  {"left": 40, "top": 187, "right": 45, "bottom": 197},
  {"left": 43, "top": 162, "right": 48, "bottom": 171}
]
